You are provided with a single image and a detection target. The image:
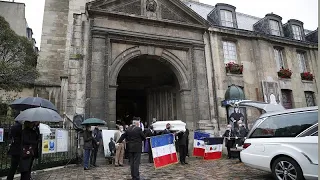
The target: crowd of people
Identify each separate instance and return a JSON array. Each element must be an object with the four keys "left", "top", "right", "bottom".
[
  {"left": 7, "top": 121, "right": 41, "bottom": 180},
  {"left": 81, "top": 117, "right": 190, "bottom": 180}
]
